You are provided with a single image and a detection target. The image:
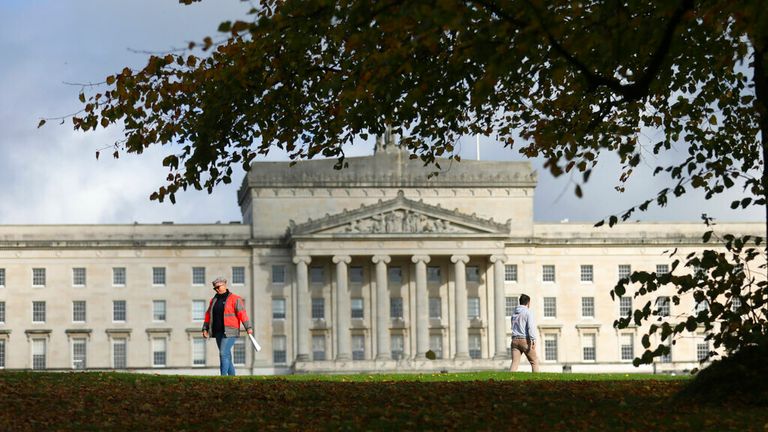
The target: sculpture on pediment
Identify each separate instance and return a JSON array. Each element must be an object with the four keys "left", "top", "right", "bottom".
[{"left": 342, "top": 210, "right": 456, "bottom": 234}]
